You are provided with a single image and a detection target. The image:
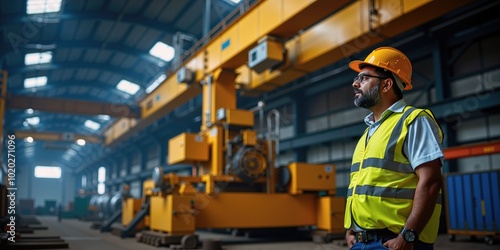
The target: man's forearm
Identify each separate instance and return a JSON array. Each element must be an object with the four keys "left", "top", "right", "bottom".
[{"left": 404, "top": 171, "right": 442, "bottom": 234}]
